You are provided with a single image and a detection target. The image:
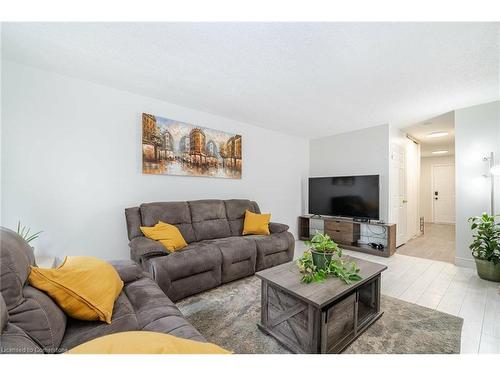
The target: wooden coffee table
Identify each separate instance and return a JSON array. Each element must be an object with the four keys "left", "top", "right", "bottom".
[{"left": 256, "top": 257, "right": 387, "bottom": 353}]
